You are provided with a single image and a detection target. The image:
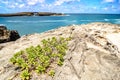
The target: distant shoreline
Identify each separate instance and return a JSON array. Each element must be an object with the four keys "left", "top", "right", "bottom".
[{"left": 0, "top": 12, "right": 64, "bottom": 17}]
